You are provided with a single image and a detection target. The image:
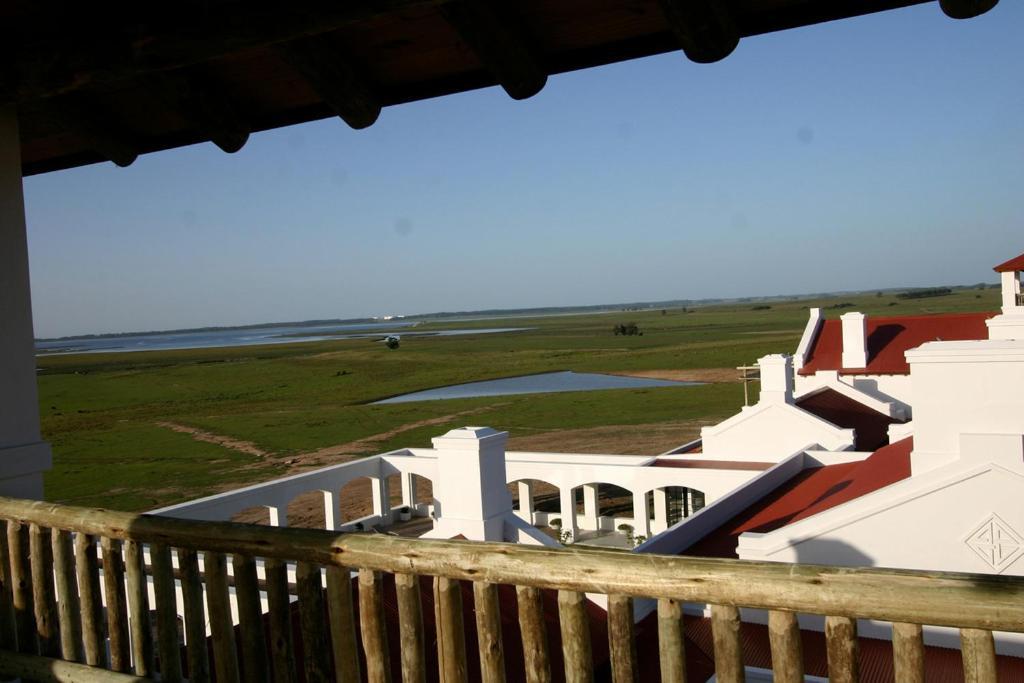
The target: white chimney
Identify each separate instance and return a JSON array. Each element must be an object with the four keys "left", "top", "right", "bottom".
[
  {"left": 758, "top": 354, "right": 794, "bottom": 404},
  {"left": 429, "top": 426, "right": 512, "bottom": 541},
  {"left": 841, "top": 312, "right": 868, "bottom": 369}
]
